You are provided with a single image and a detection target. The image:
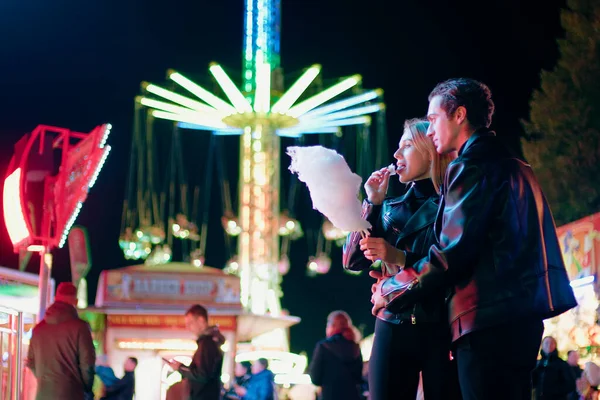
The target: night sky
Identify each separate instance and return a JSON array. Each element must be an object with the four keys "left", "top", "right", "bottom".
[{"left": 0, "top": 0, "right": 566, "bottom": 357}]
